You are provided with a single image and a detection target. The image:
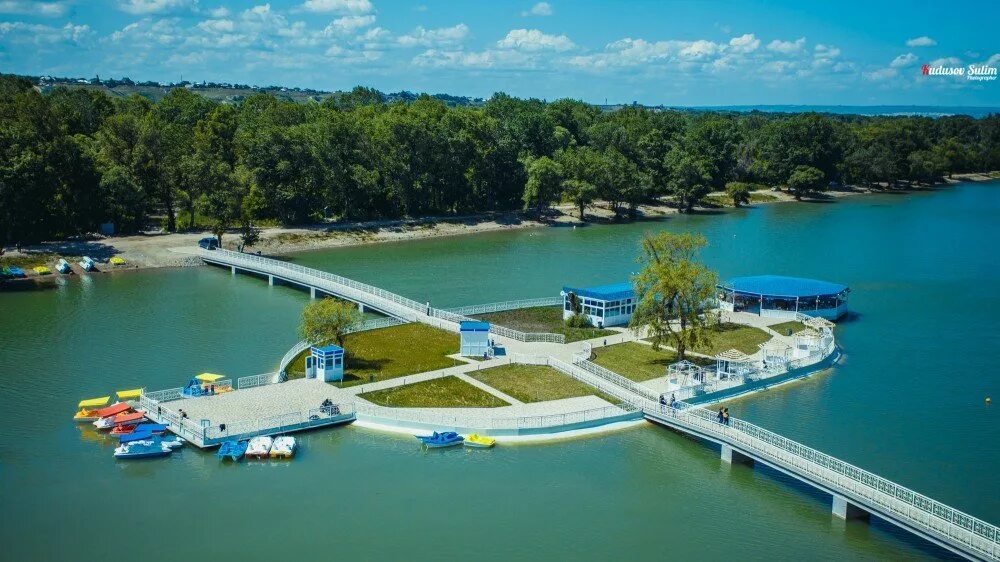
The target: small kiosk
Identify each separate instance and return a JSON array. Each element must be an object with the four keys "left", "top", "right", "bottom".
[
  {"left": 309, "top": 344, "right": 345, "bottom": 382},
  {"left": 459, "top": 320, "right": 491, "bottom": 357}
]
